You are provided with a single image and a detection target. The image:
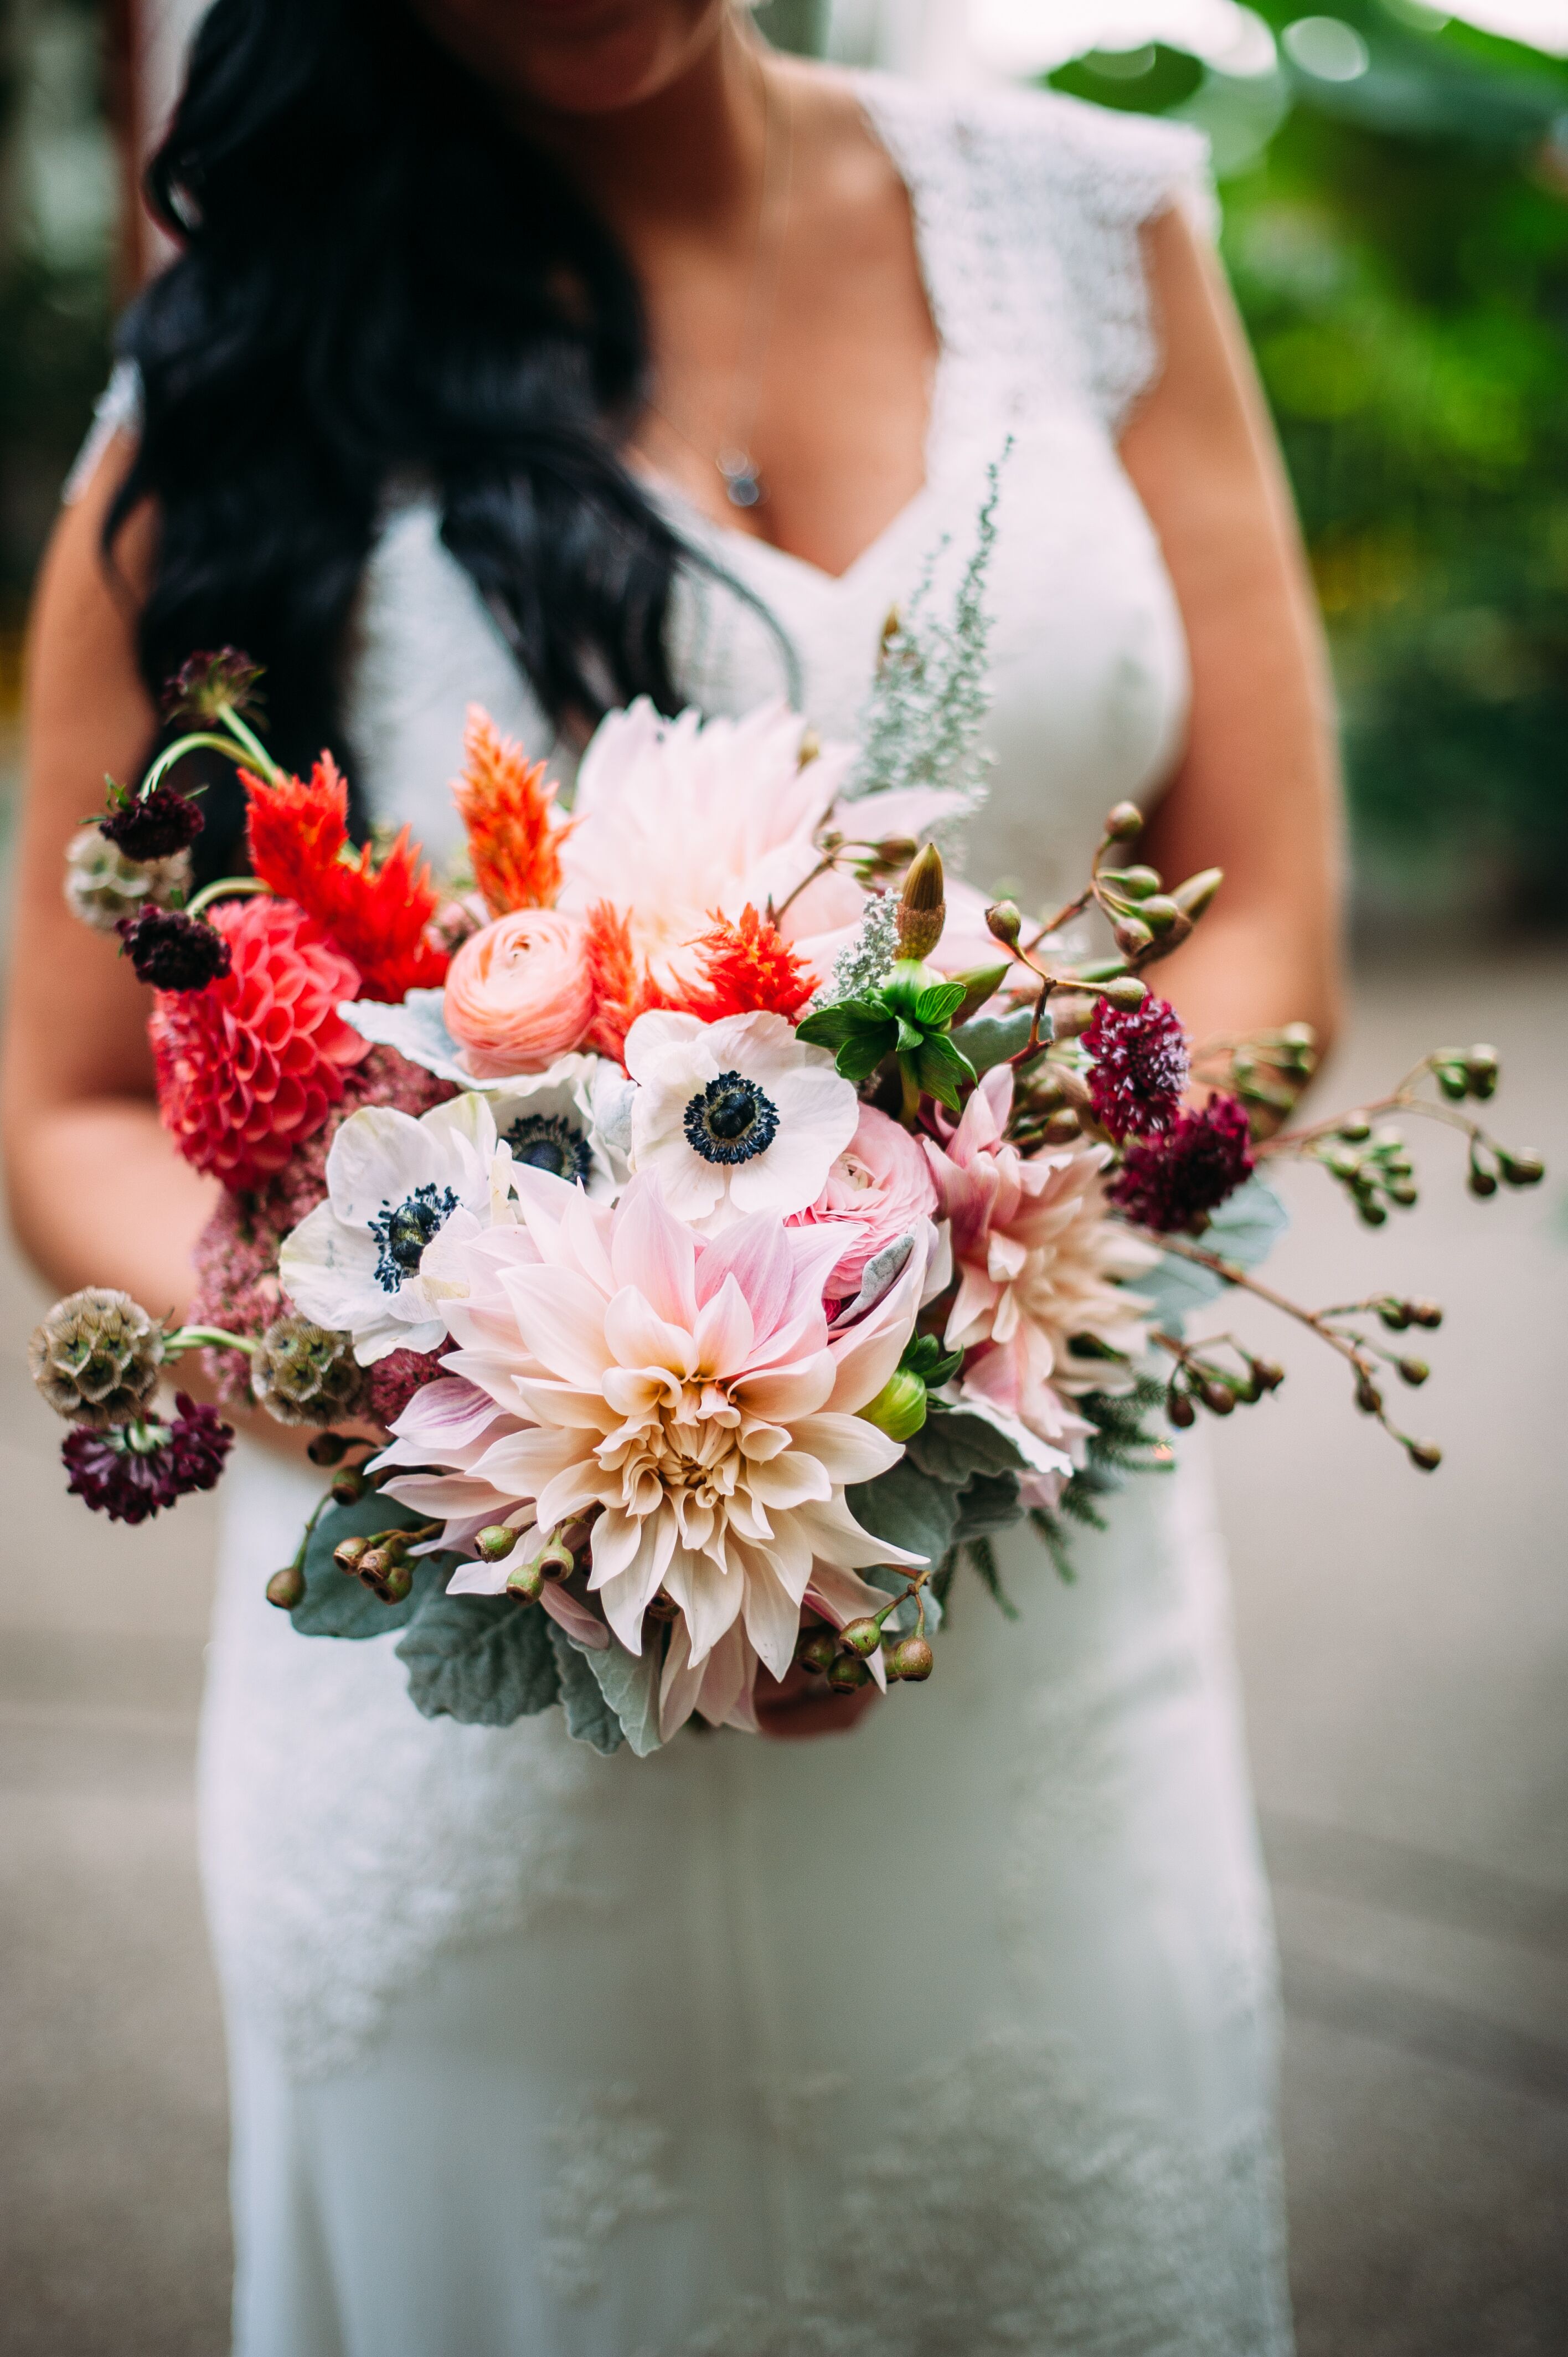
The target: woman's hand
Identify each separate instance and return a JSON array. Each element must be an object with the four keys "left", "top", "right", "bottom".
[{"left": 754, "top": 1656, "right": 880, "bottom": 1741}]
